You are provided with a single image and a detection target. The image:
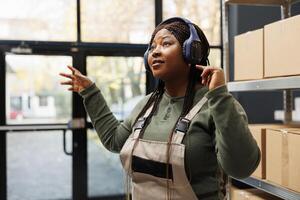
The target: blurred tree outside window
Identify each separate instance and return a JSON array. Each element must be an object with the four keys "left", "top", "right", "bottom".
[
  {"left": 163, "top": 0, "right": 220, "bottom": 45},
  {"left": 6, "top": 55, "right": 72, "bottom": 124},
  {"left": 0, "top": 0, "right": 77, "bottom": 41},
  {"left": 87, "top": 56, "right": 145, "bottom": 120},
  {"left": 81, "top": 0, "right": 155, "bottom": 43},
  {"left": 209, "top": 49, "right": 221, "bottom": 68}
]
